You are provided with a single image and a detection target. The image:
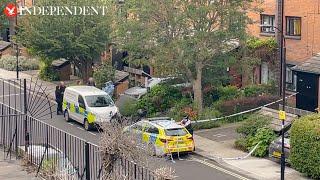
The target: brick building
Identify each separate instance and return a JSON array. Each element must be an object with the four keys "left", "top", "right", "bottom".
[{"left": 248, "top": 0, "right": 320, "bottom": 111}]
